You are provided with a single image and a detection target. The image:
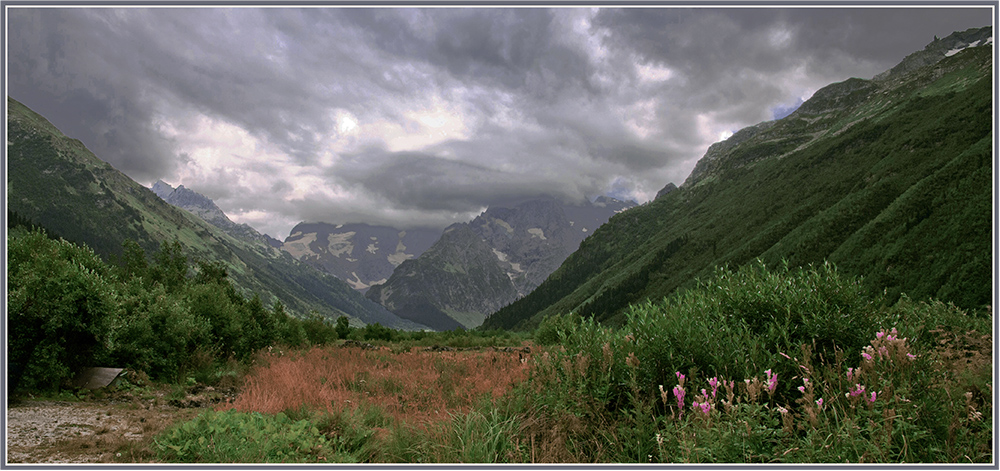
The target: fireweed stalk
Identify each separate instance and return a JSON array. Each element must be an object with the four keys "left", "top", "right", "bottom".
[{"left": 672, "top": 372, "right": 687, "bottom": 419}]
